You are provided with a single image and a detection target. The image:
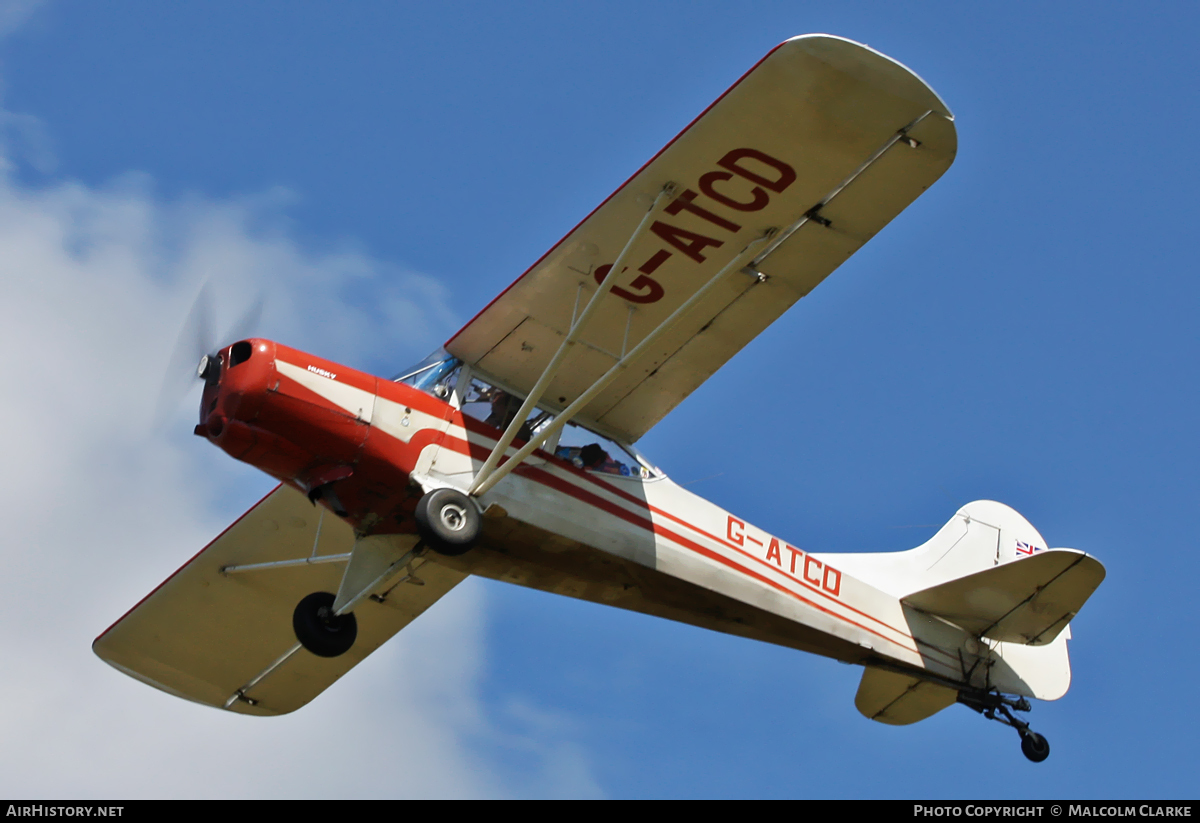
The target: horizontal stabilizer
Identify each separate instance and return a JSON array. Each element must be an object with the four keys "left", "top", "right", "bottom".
[
  {"left": 902, "top": 549, "right": 1105, "bottom": 646},
  {"left": 855, "top": 666, "right": 957, "bottom": 725}
]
